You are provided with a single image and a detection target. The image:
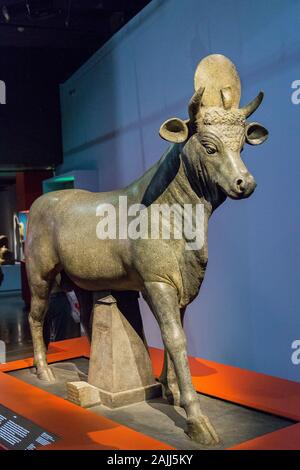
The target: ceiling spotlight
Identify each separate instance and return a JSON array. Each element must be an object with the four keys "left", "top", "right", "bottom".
[
  {"left": 2, "top": 5, "right": 10, "bottom": 22},
  {"left": 2, "top": 3, "right": 28, "bottom": 23}
]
